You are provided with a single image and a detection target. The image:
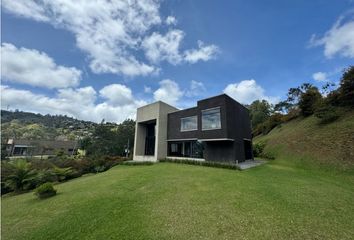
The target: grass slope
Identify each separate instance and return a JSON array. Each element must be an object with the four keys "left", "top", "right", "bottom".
[
  {"left": 2, "top": 163, "right": 354, "bottom": 240},
  {"left": 254, "top": 109, "right": 354, "bottom": 172}
]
